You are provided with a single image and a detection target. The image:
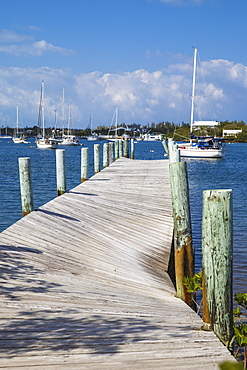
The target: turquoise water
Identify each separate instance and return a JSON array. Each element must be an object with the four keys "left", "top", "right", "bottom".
[{"left": 0, "top": 138, "right": 246, "bottom": 293}]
